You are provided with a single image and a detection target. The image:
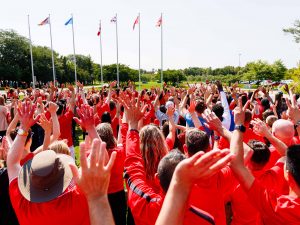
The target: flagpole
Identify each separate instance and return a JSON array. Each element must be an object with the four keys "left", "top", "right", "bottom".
[
  {"left": 71, "top": 14, "right": 77, "bottom": 84},
  {"left": 161, "top": 13, "right": 163, "bottom": 88},
  {"left": 99, "top": 20, "right": 103, "bottom": 83},
  {"left": 138, "top": 13, "right": 141, "bottom": 91},
  {"left": 48, "top": 14, "right": 56, "bottom": 84},
  {"left": 27, "top": 15, "right": 35, "bottom": 89},
  {"left": 115, "top": 13, "right": 119, "bottom": 87}
]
